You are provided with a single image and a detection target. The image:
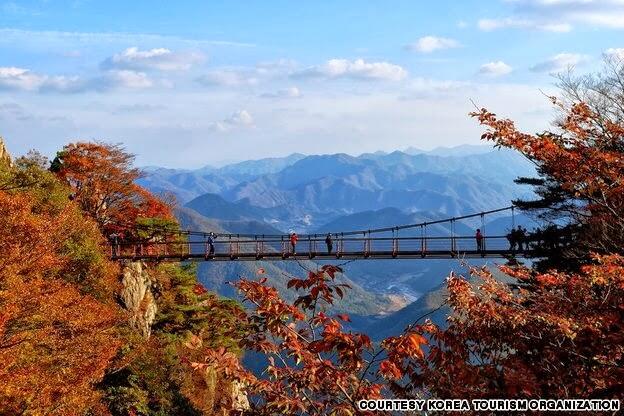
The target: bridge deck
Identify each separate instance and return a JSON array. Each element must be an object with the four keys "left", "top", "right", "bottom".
[
  {"left": 111, "top": 250, "right": 529, "bottom": 262},
  {"left": 110, "top": 236, "right": 532, "bottom": 262}
]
